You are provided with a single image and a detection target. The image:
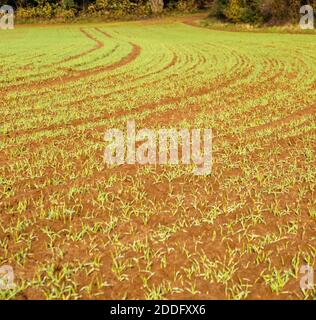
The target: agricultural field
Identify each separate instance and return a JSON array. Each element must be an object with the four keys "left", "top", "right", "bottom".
[{"left": 0, "top": 15, "right": 316, "bottom": 300}]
